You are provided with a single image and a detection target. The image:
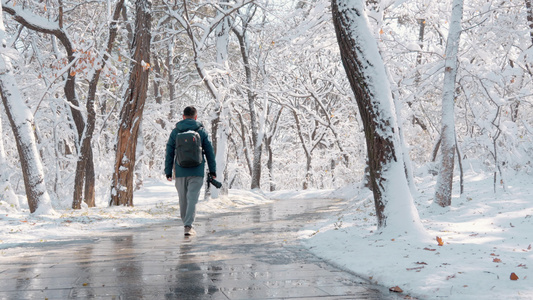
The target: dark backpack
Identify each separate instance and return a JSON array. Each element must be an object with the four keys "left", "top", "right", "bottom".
[{"left": 175, "top": 128, "right": 203, "bottom": 168}]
